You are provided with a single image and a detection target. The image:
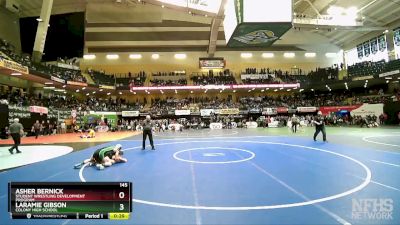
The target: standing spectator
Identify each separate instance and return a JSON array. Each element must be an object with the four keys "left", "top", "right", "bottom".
[
  {"left": 33, "top": 120, "right": 41, "bottom": 139},
  {"left": 8, "top": 118, "right": 24, "bottom": 154}
]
